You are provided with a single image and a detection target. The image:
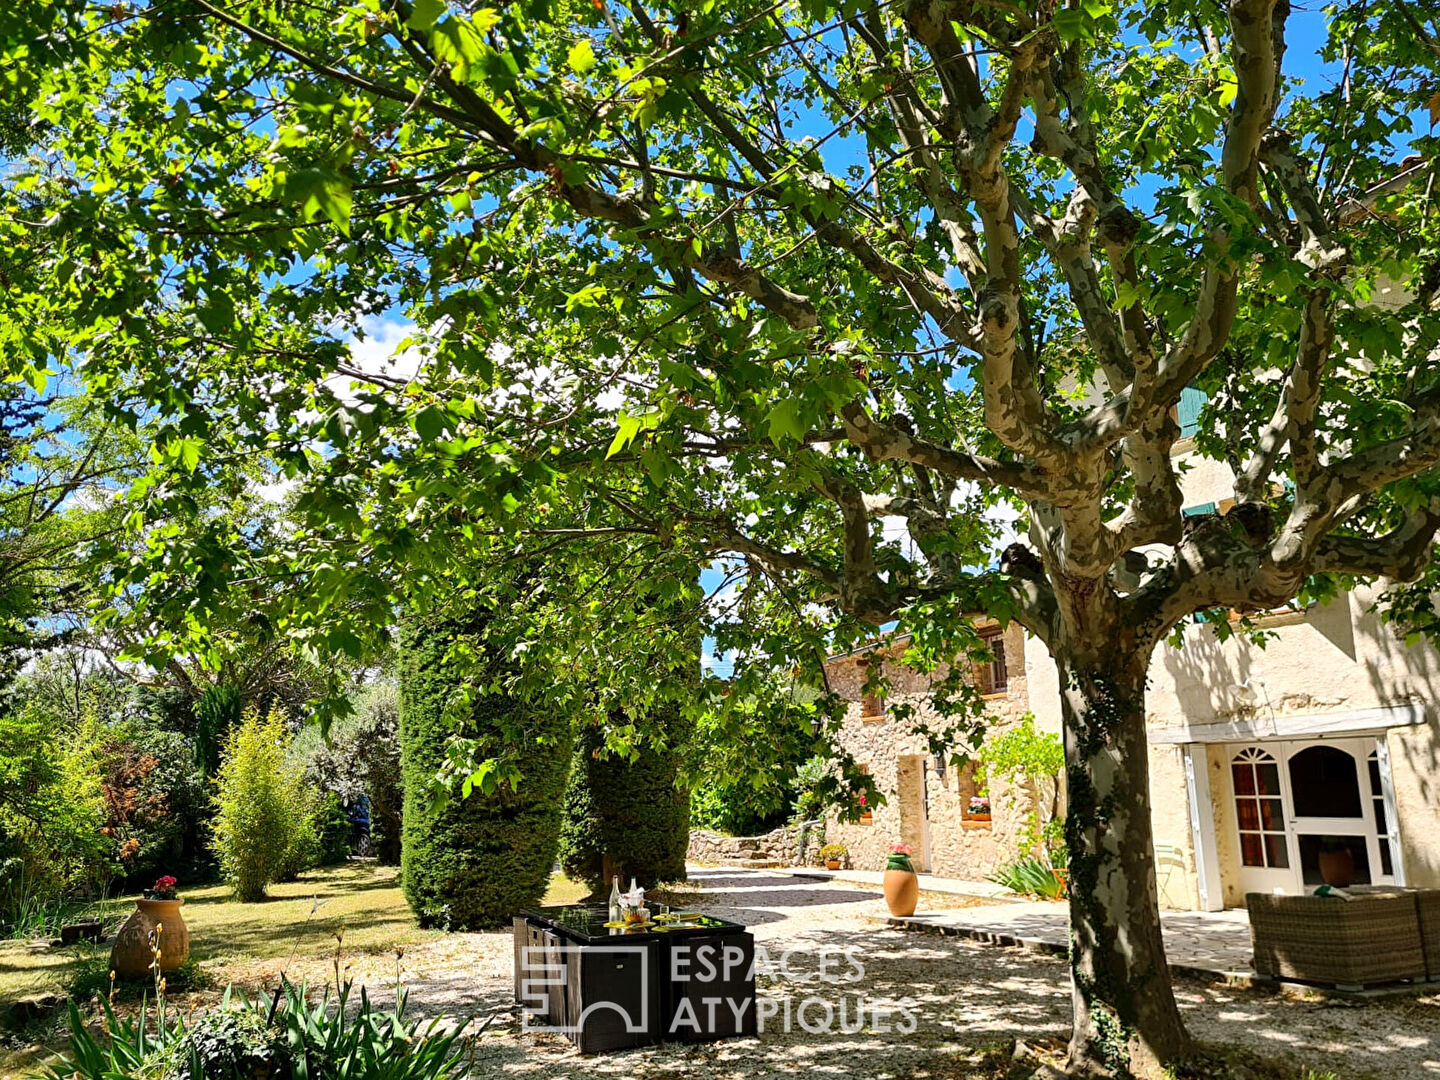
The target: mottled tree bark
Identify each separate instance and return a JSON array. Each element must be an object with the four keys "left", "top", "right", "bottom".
[{"left": 1058, "top": 649, "right": 1190, "bottom": 1077}]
